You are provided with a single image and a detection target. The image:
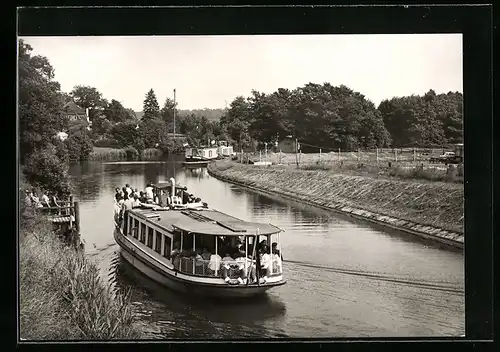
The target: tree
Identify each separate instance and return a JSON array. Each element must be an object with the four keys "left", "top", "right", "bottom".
[
  {"left": 24, "top": 146, "right": 72, "bottom": 197},
  {"left": 219, "top": 96, "right": 252, "bottom": 149},
  {"left": 103, "top": 99, "right": 133, "bottom": 123},
  {"left": 18, "top": 39, "right": 68, "bottom": 163},
  {"left": 110, "top": 121, "right": 140, "bottom": 149},
  {"left": 160, "top": 97, "right": 178, "bottom": 133},
  {"left": 65, "top": 121, "right": 94, "bottom": 162},
  {"left": 91, "top": 115, "right": 113, "bottom": 139},
  {"left": 137, "top": 118, "right": 167, "bottom": 149},
  {"left": 69, "top": 85, "right": 108, "bottom": 120},
  {"left": 142, "top": 89, "right": 160, "bottom": 120}
]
